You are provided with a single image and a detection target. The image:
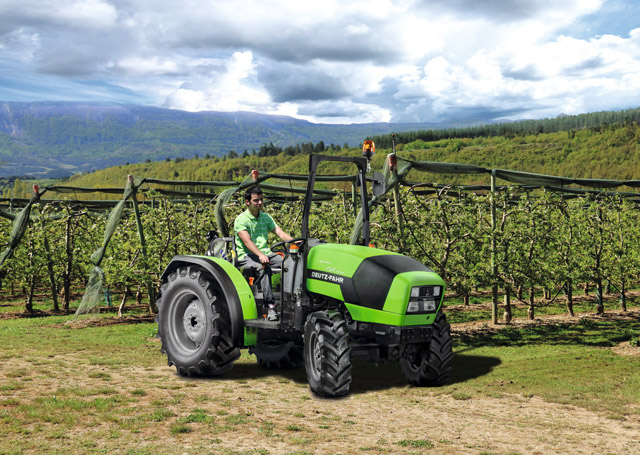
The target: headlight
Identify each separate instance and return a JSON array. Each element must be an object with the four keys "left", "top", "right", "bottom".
[
  {"left": 407, "top": 301, "right": 420, "bottom": 312},
  {"left": 407, "top": 286, "right": 442, "bottom": 314}
]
